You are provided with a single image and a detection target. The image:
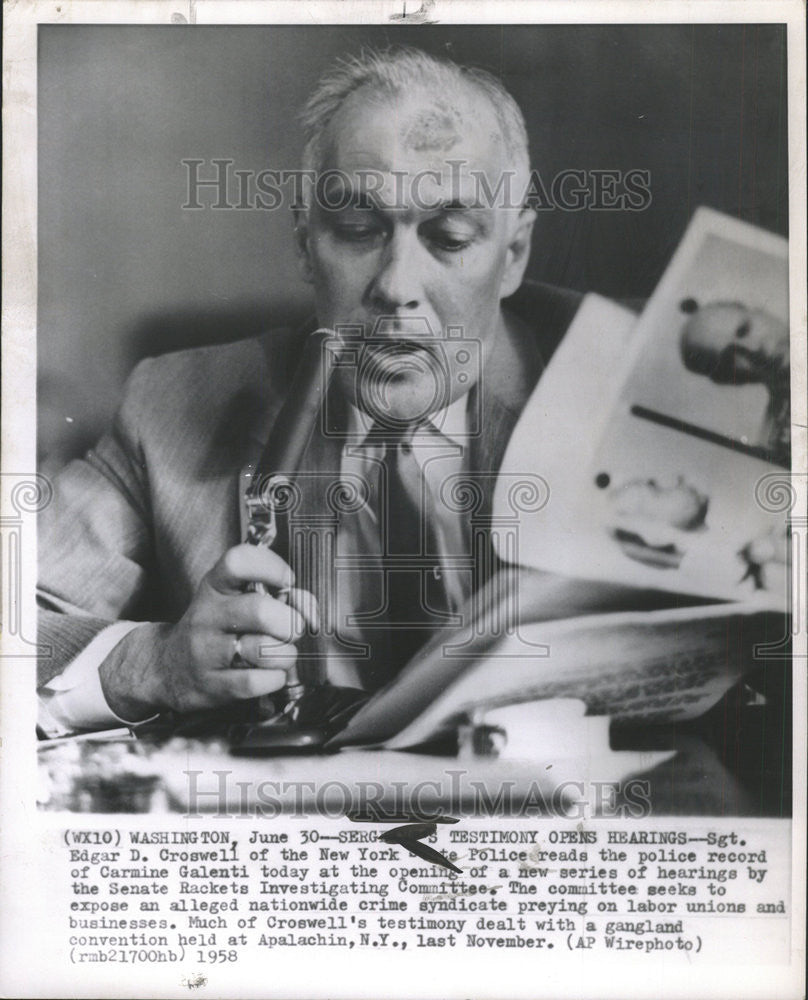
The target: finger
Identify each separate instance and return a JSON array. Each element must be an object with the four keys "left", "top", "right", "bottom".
[
  {"left": 207, "top": 544, "right": 294, "bottom": 595},
  {"left": 286, "top": 588, "right": 321, "bottom": 633},
  {"left": 208, "top": 667, "right": 291, "bottom": 701},
  {"left": 217, "top": 592, "right": 306, "bottom": 643},
  {"left": 229, "top": 635, "right": 299, "bottom": 670}
]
